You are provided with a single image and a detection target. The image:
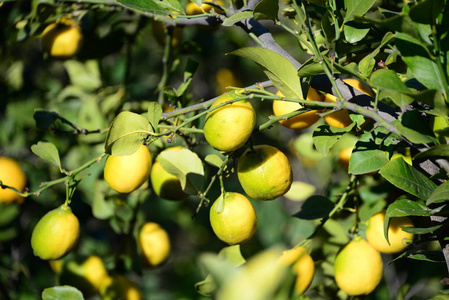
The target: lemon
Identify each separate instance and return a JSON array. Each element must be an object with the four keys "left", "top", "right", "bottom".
[
  {"left": 100, "top": 275, "right": 142, "bottom": 300},
  {"left": 138, "top": 222, "right": 171, "bottom": 267},
  {"left": 186, "top": 0, "right": 224, "bottom": 14},
  {"left": 41, "top": 17, "right": 83, "bottom": 59},
  {"left": 338, "top": 147, "right": 353, "bottom": 171},
  {"left": 343, "top": 78, "right": 375, "bottom": 97},
  {"left": 237, "top": 145, "right": 292, "bottom": 200},
  {"left": 150, "top": 147, "right": 187, "bottom": 201},
  {"left": 204, "top": 90, "right": 256, "bottom": 152},
  {"left": 210, "top": 192, "right": 257, "bottom": 245},
  {"left": 215, "top": 68, "right": 242, "bottom": 95},
  {"left": 31, "top": 204, "right": 80, "bottom": 260},
  {"left": 0, "top": 157, "right": 26, "bottom": 204},
  {"left": 334, "top": 236, "right": 383, "bottom": 296},
  {"left": 104, "top": 144, "right": 152, "bottom": 194},
  {"left": 366, "top": 211, "right": 414, "bottom": 254},
  {"left": 279, "top": 246, "right": 315, "bottom": 295},
  {"left": 59, "top": 255, "right": 109, "bottom": 298},
  {"left": 272, "top": 88, "right": 324, "bottom": 130}
]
